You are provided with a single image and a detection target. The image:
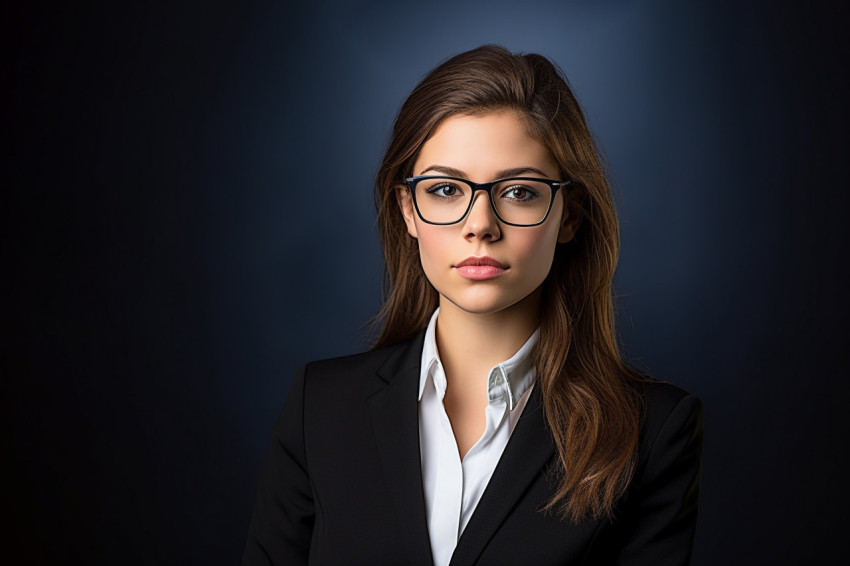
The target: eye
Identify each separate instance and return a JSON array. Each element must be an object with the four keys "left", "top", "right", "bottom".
[
  {"left": 426, "top": 183, "right": 462, "bottom": 198},
  {"left": 501, "top": 184, "right": 539, "bottom": 202}
]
